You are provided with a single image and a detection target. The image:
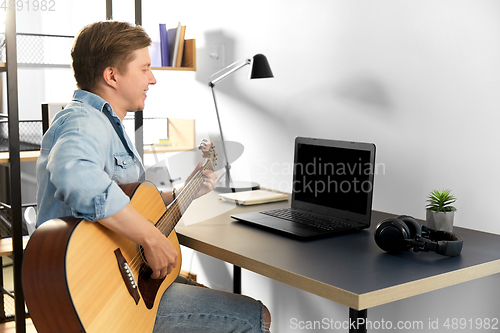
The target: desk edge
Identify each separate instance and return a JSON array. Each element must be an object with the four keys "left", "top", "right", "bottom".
[{"left": 358, "top": 259, "right": 500, "bottom": 310}]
